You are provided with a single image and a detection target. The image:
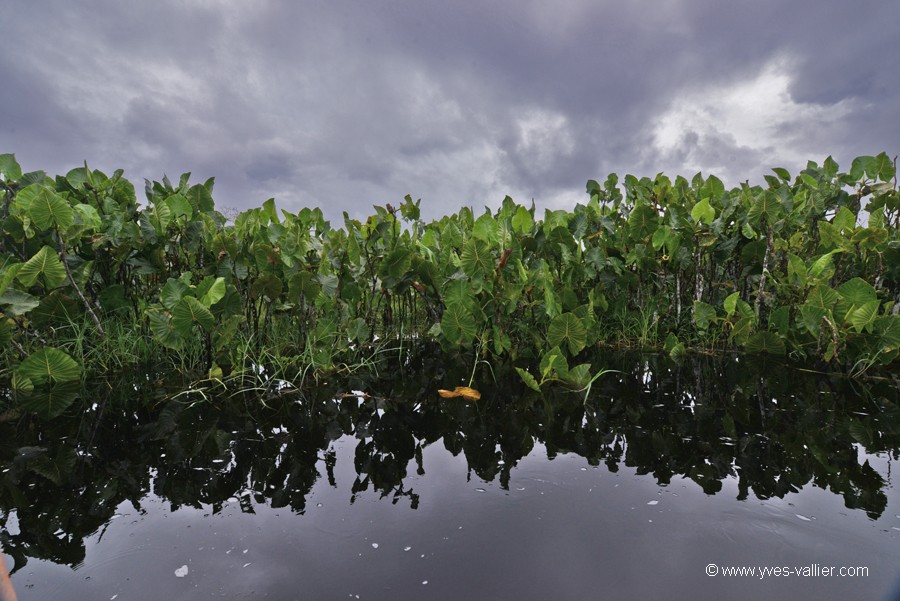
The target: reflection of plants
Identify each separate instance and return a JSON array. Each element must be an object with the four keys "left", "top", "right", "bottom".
[{"left": 0, "top": 352, "right": 897, "bottom": 573}]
